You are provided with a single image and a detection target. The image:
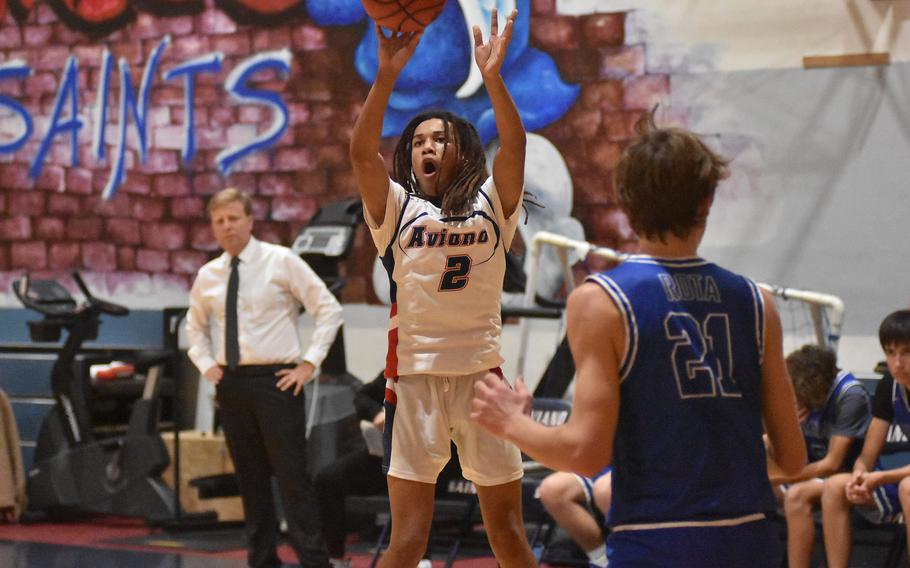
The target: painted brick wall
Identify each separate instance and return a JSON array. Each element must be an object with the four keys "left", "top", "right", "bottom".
[
  {"left": 530, "top": 0, "right": 657, "bottom": 258},
  {"left": 0, "top": 0, "right": 645, "bottom": 303}
]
